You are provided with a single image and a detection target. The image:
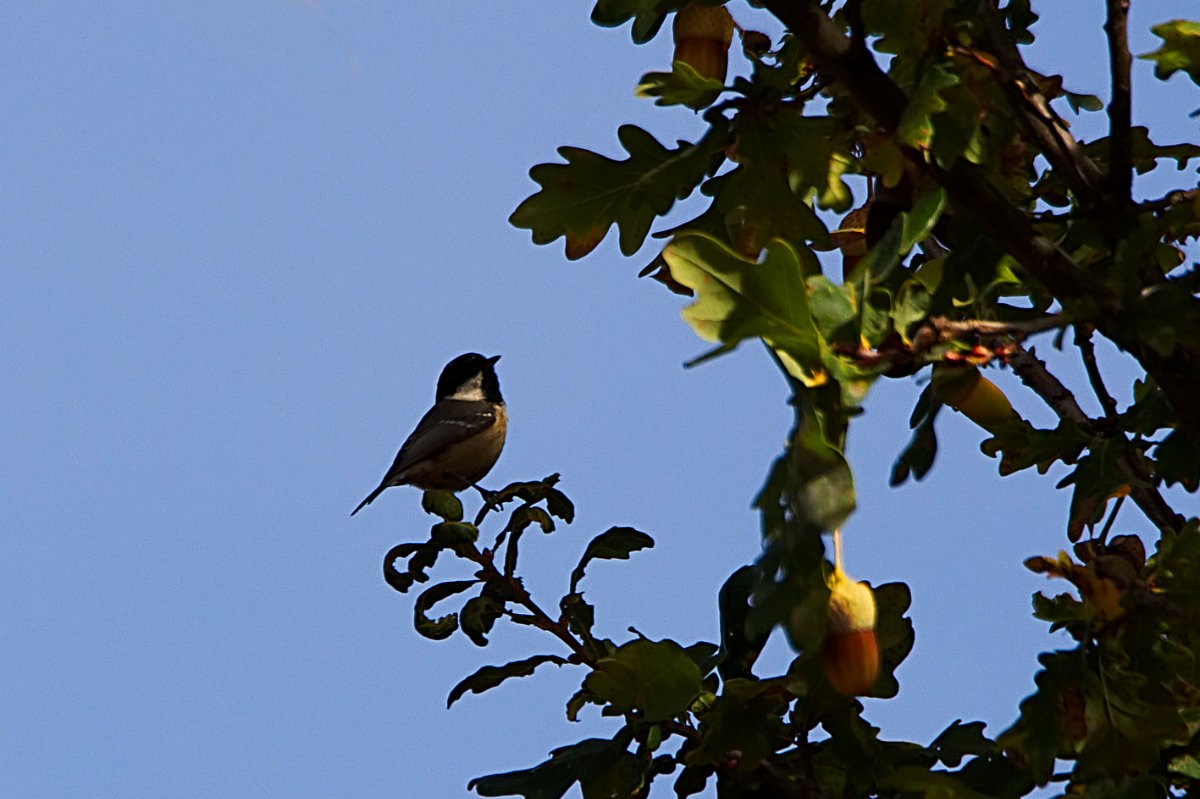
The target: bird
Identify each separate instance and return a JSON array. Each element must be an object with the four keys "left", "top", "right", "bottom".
[{"left": 351, "top": 353, "right": 507, "bottom": 516}]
